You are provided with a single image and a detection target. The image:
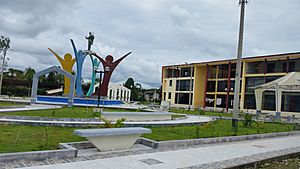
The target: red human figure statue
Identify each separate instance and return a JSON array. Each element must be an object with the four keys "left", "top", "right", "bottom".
[{"left": 92, "top": 52, "right": 132, "bottom": 97}]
